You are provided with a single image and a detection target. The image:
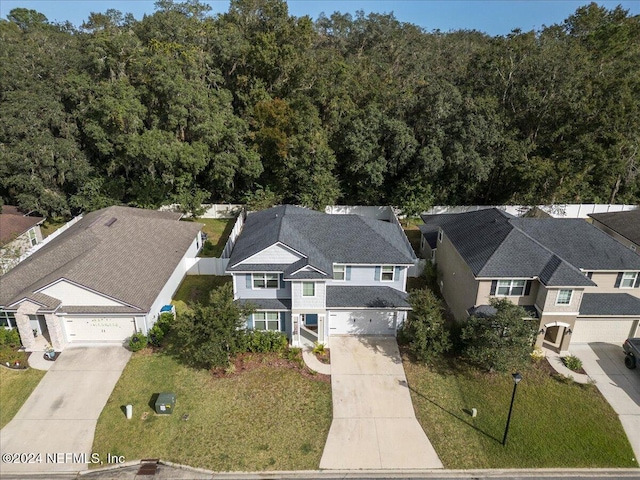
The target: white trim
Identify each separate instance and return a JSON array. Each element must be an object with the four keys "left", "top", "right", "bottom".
[
  {"left": 495, "top": 279, "right": 527, "bottom": 296},
  {"left": 236, "top": 241, "right": 306, "bottom": 266},
  {"left": 620, "top": 272, "right": 638, "bottom": 289},
  {"left": 7, "top": 297, "right": 49, "bottom": 308},
  {"left": 301, "top": 281, "right": 316, "bottom": 297},
  {"left": 332, "top": 264, "right": 346, "bottom": 281},
  {"left": 577, "top": 314, "right": 640, "bottom": 318},
  {"left": 327, "top": 307, "right": 411, "bottom": 311},
  {"left": 555, "top": 289, "right": 573, "bottom": 305},
  {"left": 543, "top": 321, "right": 572, "bottom": 328},
  {"left": 34, "top": 277, "right": 138, "bottom": 309},
  {"left": 539, "top": 311, "right": 580, "bottom": 316},
  {"left": 291, "top": 264, "right": 327, "bottom": 276},
  {"left": 380, "top": 265, "right": 395, "bottom": 282},
  {"left": 252, "top": 311, "right": 280, "bottom": 331},
  {"left": 252, "top": 272, "right": 280, "bottom": 289}
]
